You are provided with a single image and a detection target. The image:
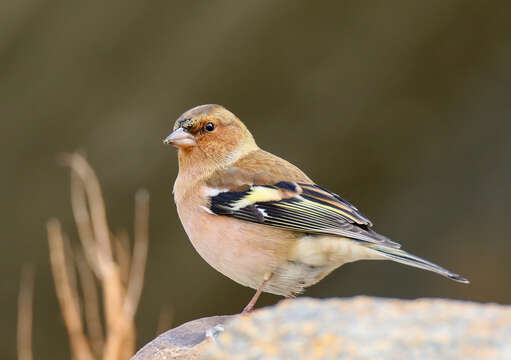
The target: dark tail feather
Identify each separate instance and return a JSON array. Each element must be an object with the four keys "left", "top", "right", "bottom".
[{"left": 367, "top": 244, "right": 469, "bottom": 284}]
